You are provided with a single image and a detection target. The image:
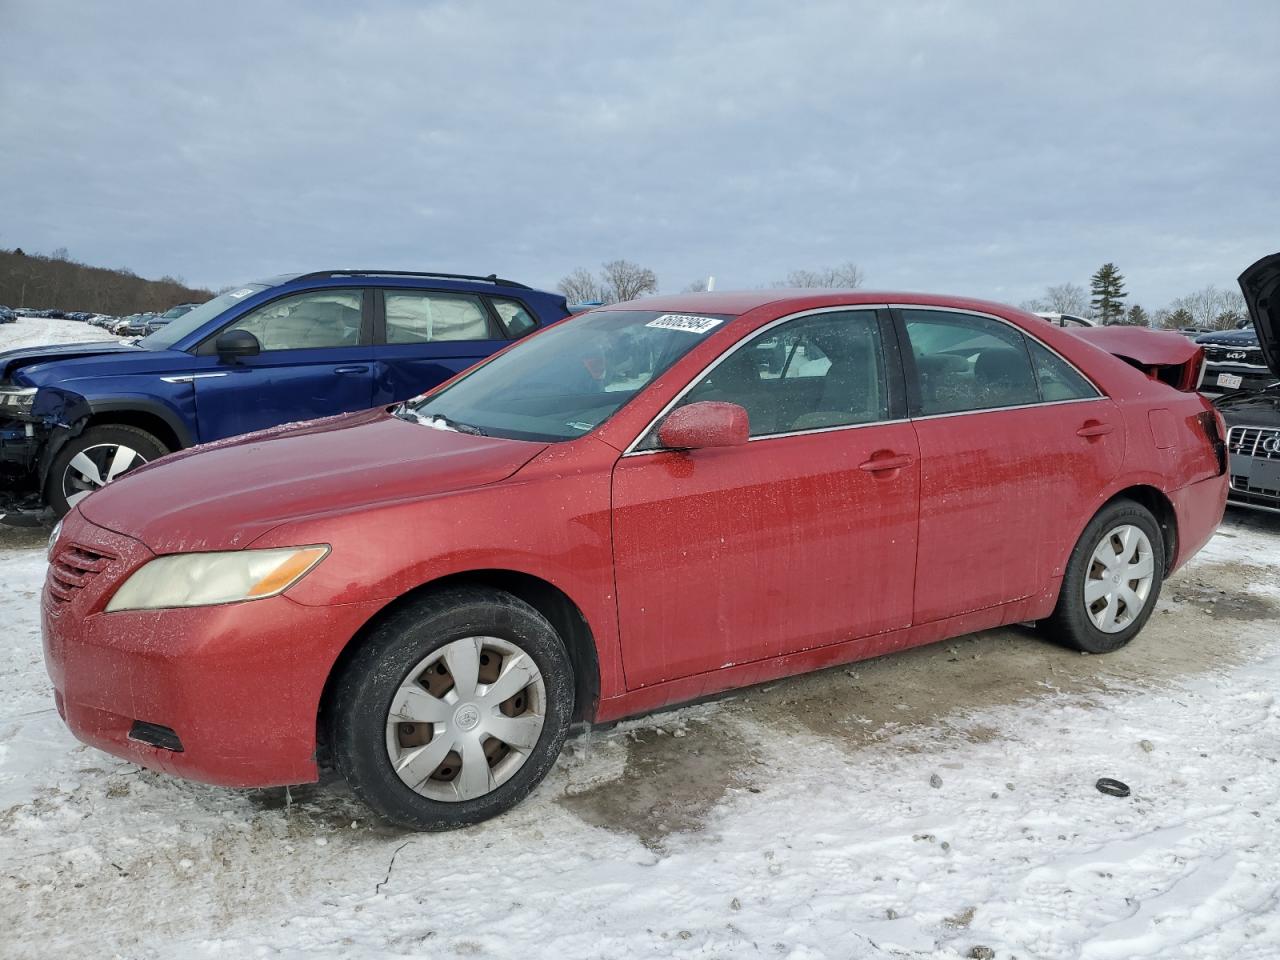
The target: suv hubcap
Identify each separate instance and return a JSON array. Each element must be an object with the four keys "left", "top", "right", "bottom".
[
  {"left": 63, "top": 444, "right": 149, "bottom": 507},
  {"left": 1084, "top": 524, "right": 1155, "bottom": 634},
  {"left": 385, "top": 636, "right": 546, "bottom": 802}
]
